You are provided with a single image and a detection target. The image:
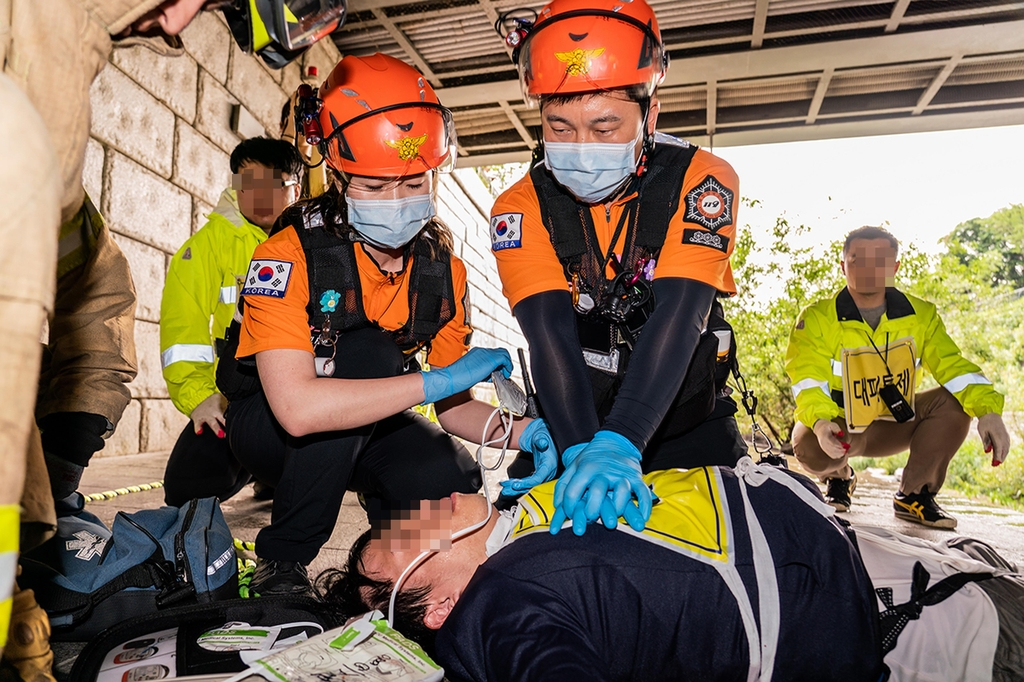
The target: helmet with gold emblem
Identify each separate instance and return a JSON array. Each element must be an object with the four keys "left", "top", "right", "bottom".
[
  {"left": 511, "top": 0, "right": 667, "bottom": 106},
  {"left": 312, "top": 54, "right": 458, "bottom": 177}
]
